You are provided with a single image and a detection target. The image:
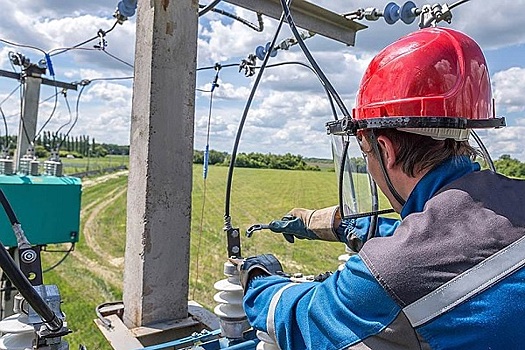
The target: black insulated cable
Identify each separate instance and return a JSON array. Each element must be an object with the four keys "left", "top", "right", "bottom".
[{"left": 0, "top": 189, "right": 63, "bottom": 332}]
